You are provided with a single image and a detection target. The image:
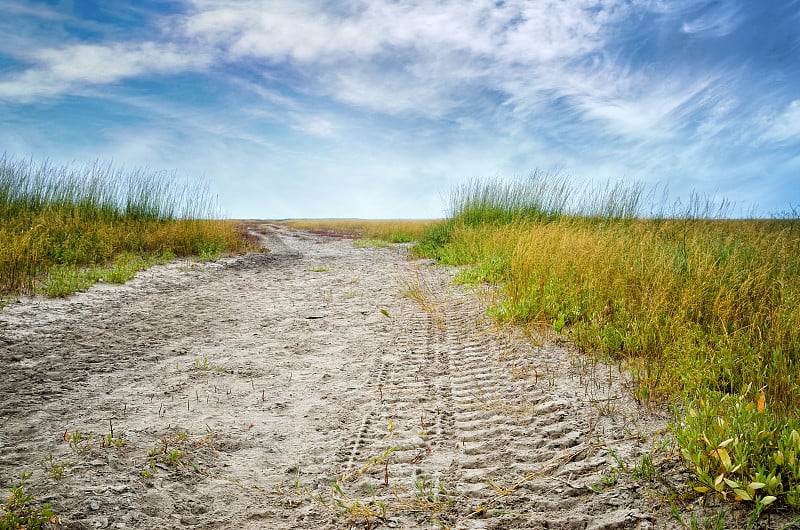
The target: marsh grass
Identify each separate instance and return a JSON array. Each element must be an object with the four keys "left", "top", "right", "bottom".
[
  {"left": 279, "top": 218, "right": 442, "bottom": 243},
  {"left": 0, "top": 155, "right": 248, "bottom": 296},
  {"left": 417, "top": 173, "right": 800, "bottom": 513}
]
